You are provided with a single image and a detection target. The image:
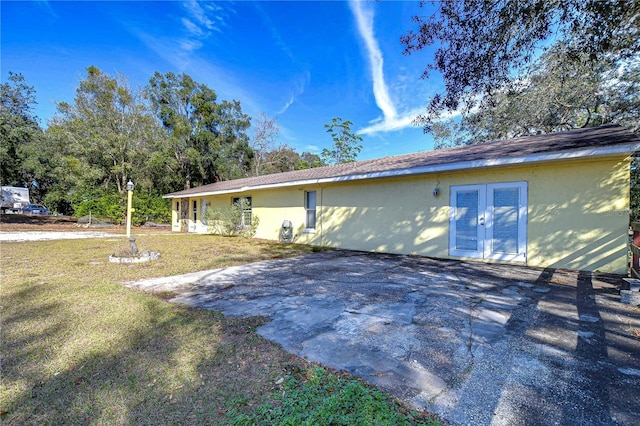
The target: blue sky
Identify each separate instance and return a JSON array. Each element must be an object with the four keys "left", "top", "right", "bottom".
[{"left": 2, "top": 0, "right": 442, "bottom": 160}]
